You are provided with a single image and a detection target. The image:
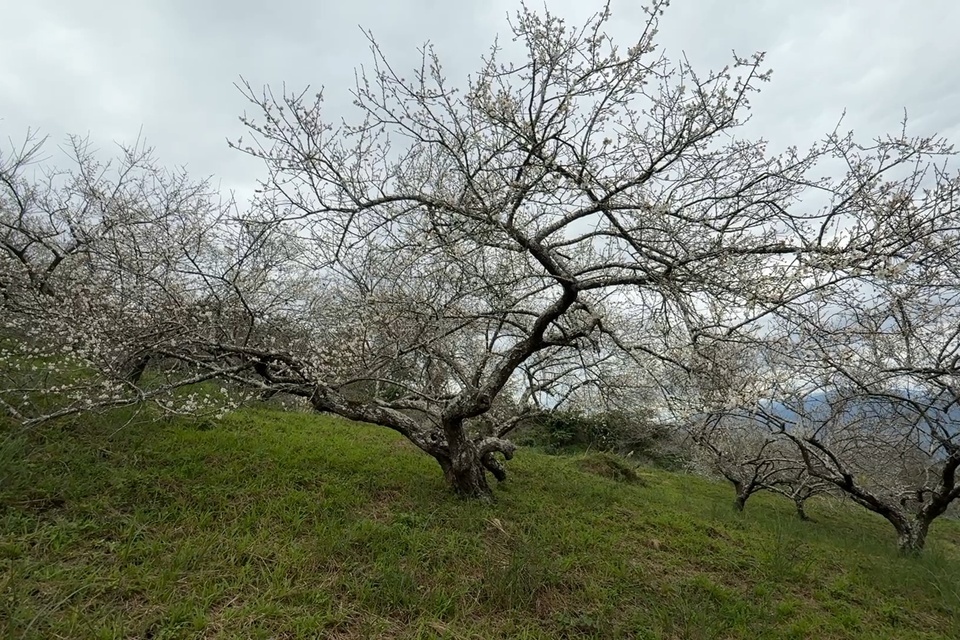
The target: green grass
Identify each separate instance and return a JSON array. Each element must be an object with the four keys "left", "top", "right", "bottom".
[{"left": 2, "top": 408, "right": 959, "bottom": 639}]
